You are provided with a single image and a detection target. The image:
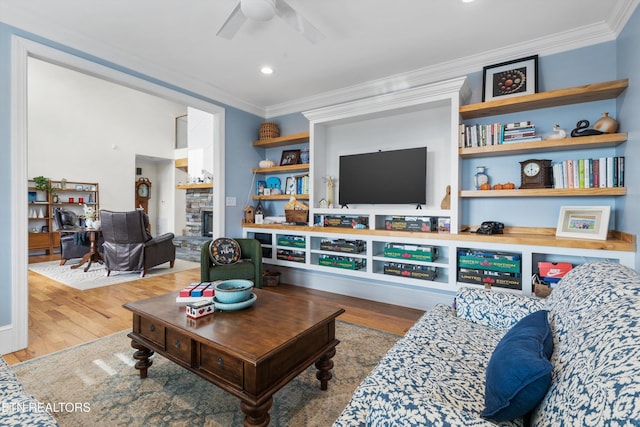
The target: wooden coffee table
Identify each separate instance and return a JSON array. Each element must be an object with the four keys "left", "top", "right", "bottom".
[{"left": 124, "top": 288, "right": 345, "bottom": 427}]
